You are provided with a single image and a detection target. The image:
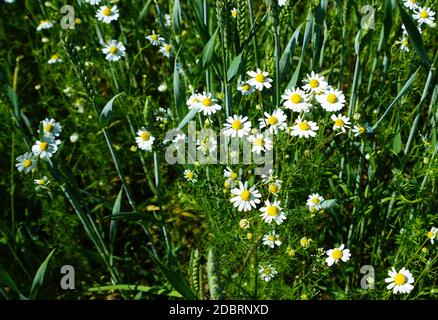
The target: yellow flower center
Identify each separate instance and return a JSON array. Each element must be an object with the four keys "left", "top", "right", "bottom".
[
  {"left": 409, "top": 0, "right": 416, "bottom": 3},
  {"left": 232, "top": 120, "right": 243, "bottom": 130},
  {"left": 51, "top": 54, "right": 59, "bottom": 60},
  {"left": 231, "top": 10, "right": 237, "bottom": 17},
  {"left": 254, "top": 138, "right": 264, "bottom": 146},
  {"left": 151, "top": 34, "right": 158, "bottom": 41},
  {"left": 327, "top": 93, "right": 337, "bottom": 104},
  {"left": 420, "top": 10, "right": 429, "bottom": 19},
  {"left": 268, "top": 184, "right": 279, "bottom": 194},
  {"left": 309, "top": 79, "right": 319, "bottom": 88},
  {"left": 202, "top": 97, "right": 212, "bottom": 107},
  {"left": 23, "top": 159, "right": 32, "bottom": 168},
  {"left": 332, "top": 249, "right": 343, "bottom": 260},
  {"left": 394, "top": 273, "right": 407, "bottom": 286},
  {"left": 242, "top": 84, "right": 250, "bottom": 91},
  {"left": 300, "top": 238, "right": 310, "bottom": 247},
  {"left": 109, "top": 46, "right": 118, "bottom": 54},
  {"left": 290, "top": 93, "right": 302, "bottom": 104},
  {"left": 427, "top": 231, "right": 434, "bottom": 239},
  {"left": 40, "top": 20, "right": 48, "bottom": 25},
  {"left": 312, "top": 198, "right": 320, "bottom": 204},
  {"left": 241, "top": 190, "right": 251, "bottom": 201},
  {"left": 255, "top": 74, "right": 265, "bottom": 83},
  {"left": 37, "top": 179, "right": 46, "bottom": 186},
  {"left": 164, "top": 44, "right": 172, "bottom": 52},
  {"left": 268, "top": 116, "right": 278, "bottom": 125},
  {"left": 335, "top": 119, "right": 345, "bottom": 127},
  {"left": 141, "top": 132, "right": 151, "bottom": 141},
  {"left": 402, "top": 39, "right": 408, "bottom": 46},
  {"left": 358, "top": 127, "right": 366, "bottom": 134},
  {"left": 268, "top": 235, "right": 275, "bottom": 242},
  {"left": 185, "top": 171, "right": 194, "bottom": 180},
  {"left": 103, "top": 7, "right": 112, "bottom": 16},
  {"left": 230, "top": 172, "right": 238, "bottom": 180},
  {"left": 263, "top": 268, "right": 271, "bottom": 275},
  {"left": 44, "top": 124, "right": 53, "bottom": 132},
  {"left": 267, "top": 206, "right": 278, "bottom": 217},
  {"left": 298, "top": 122, "right": 310, "bottom": 131},
  {"left": 40, "top": 142, "right": 48, "bottom": 151}
]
